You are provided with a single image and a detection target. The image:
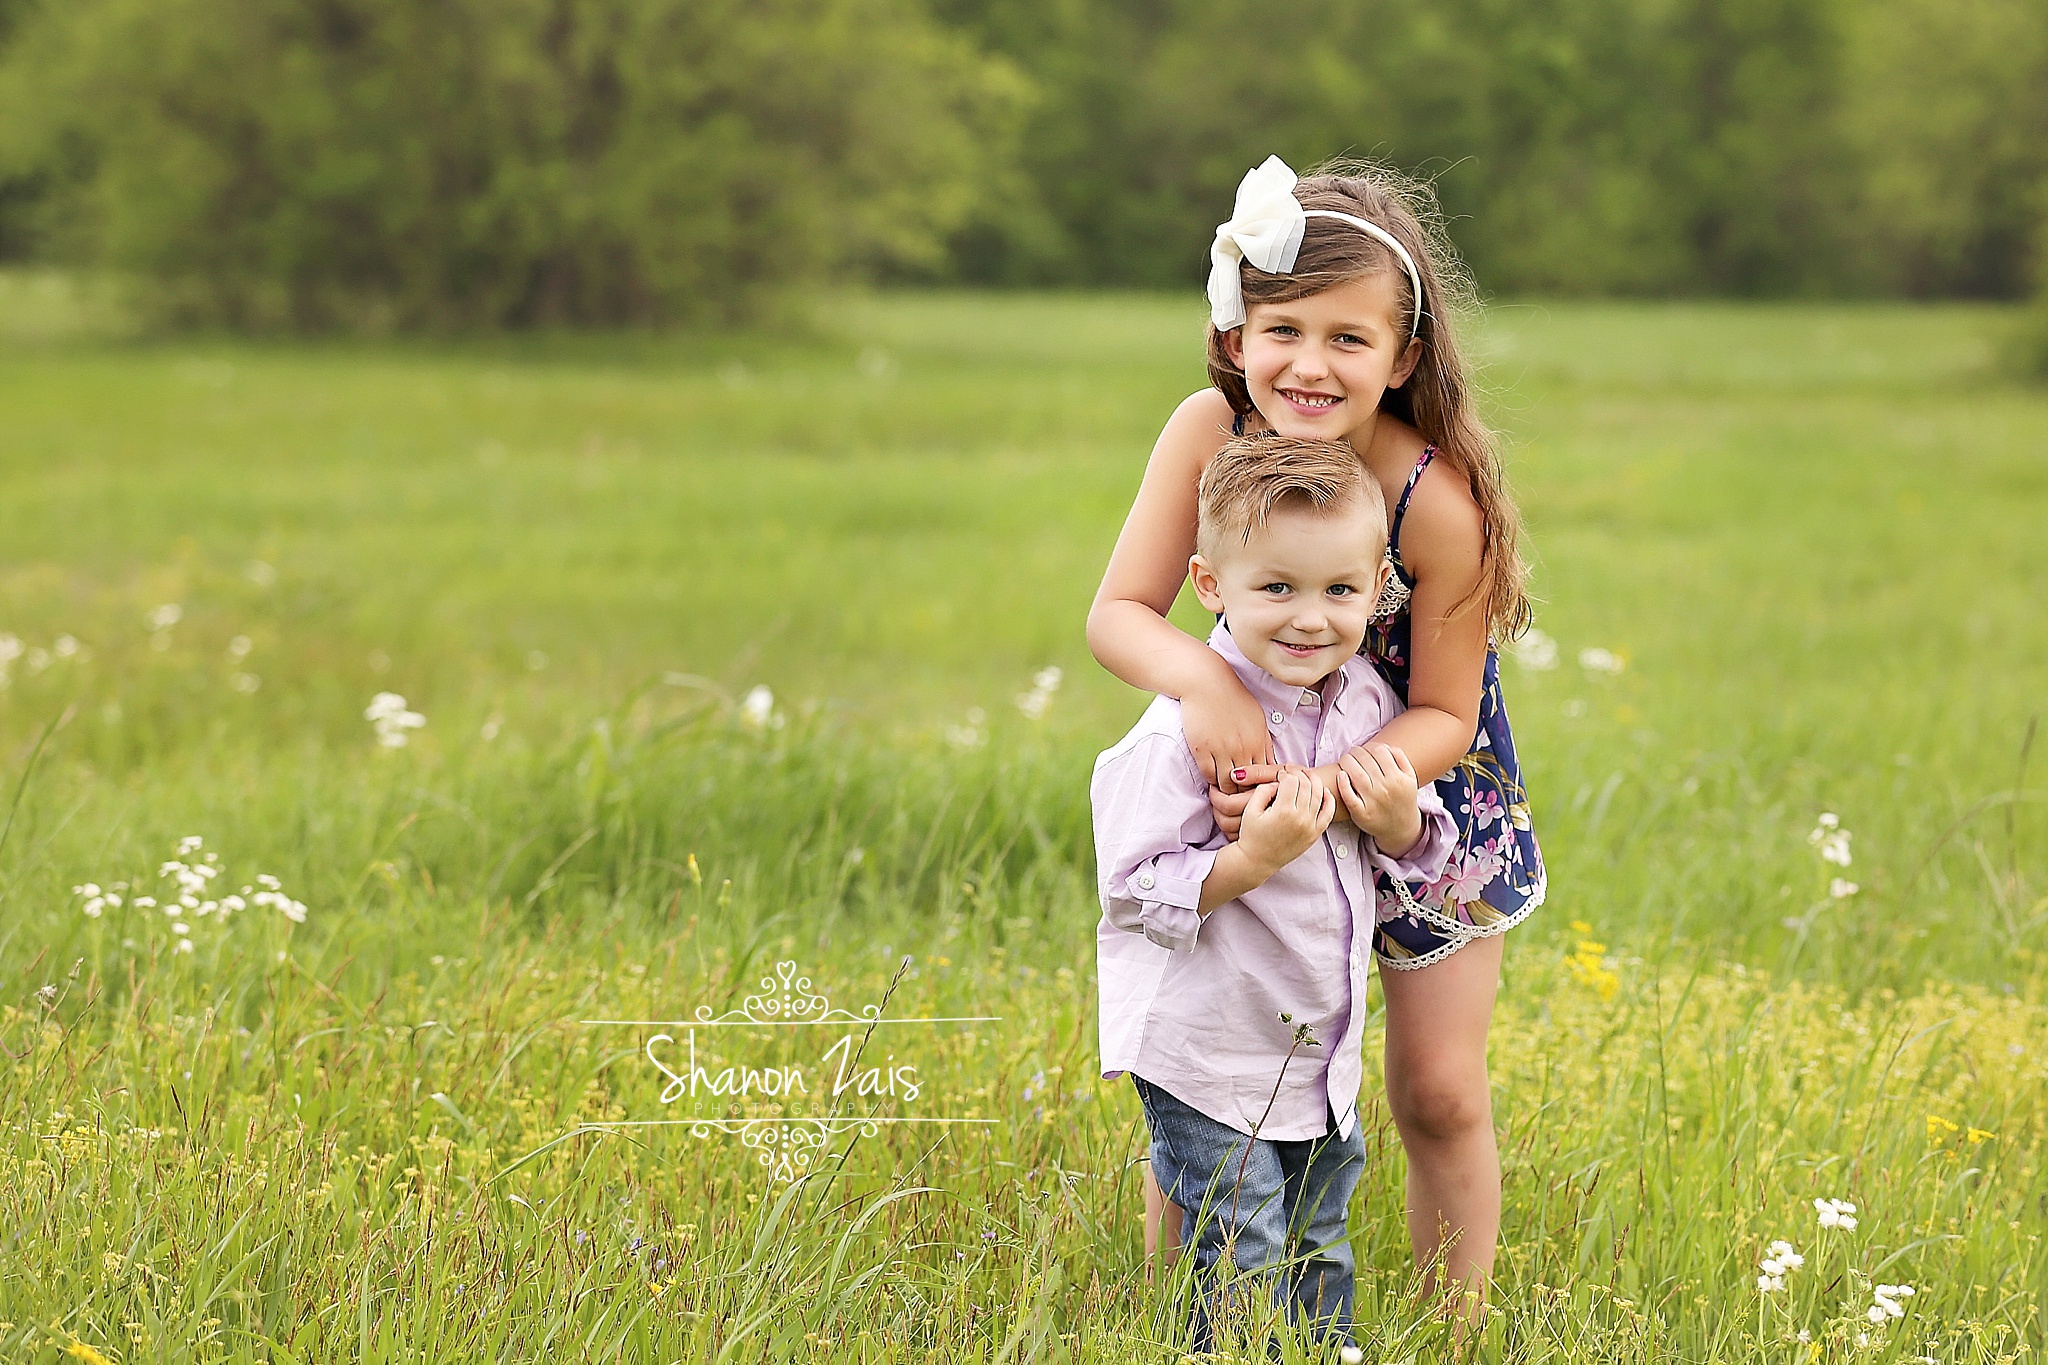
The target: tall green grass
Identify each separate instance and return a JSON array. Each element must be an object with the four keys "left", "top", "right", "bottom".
[{"left": 0, "top": 286, "right": 2043, "bottom": 1360}]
